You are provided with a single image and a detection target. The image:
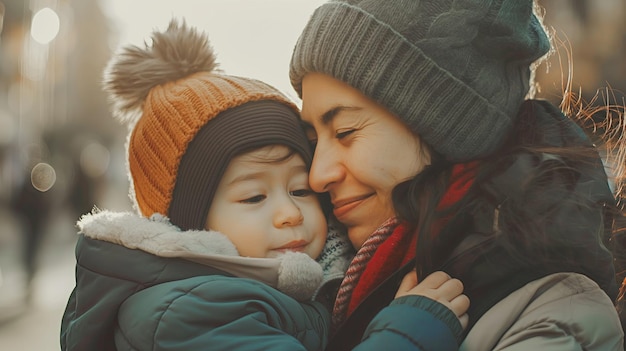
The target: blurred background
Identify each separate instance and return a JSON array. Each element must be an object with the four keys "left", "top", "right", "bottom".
[{"left": 0, "top": 0, "right": 624, "bottom": 350}]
